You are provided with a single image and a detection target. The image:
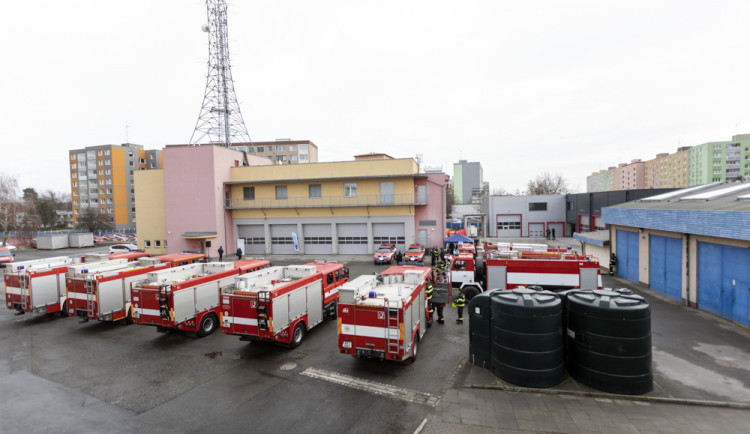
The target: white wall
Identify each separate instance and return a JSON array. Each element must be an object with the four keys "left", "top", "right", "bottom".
[{"left": 488, "top": 195, "right": 566, "bottom": 237}]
